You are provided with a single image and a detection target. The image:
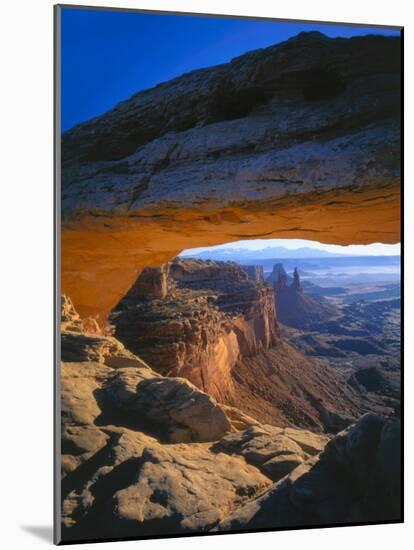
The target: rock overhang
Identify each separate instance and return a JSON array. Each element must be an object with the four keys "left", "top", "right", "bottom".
[{"left": 60, "top": 31, "right": 401, "bottom": 321}]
